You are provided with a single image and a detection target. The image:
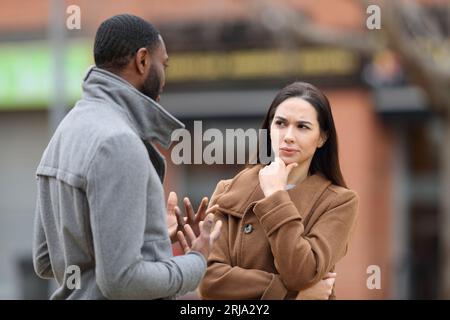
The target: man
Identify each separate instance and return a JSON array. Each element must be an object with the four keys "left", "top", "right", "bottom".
[{"left": 33, "top": 14, "right": 221, "bottom": 299}]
